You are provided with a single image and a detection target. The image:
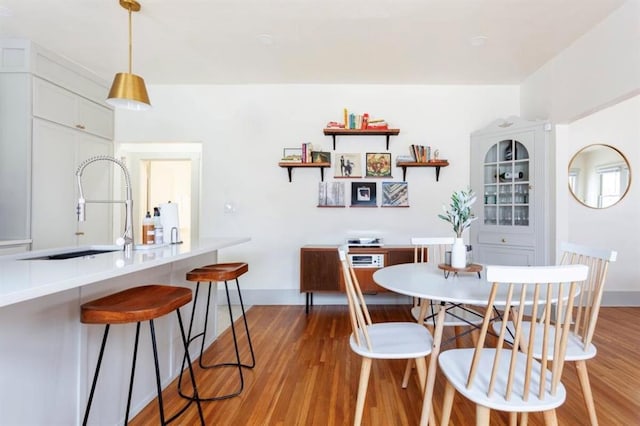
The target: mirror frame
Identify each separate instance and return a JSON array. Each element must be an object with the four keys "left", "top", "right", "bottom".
[{"left": 568, "top": 143, "right": 631, "bottom": 209}]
